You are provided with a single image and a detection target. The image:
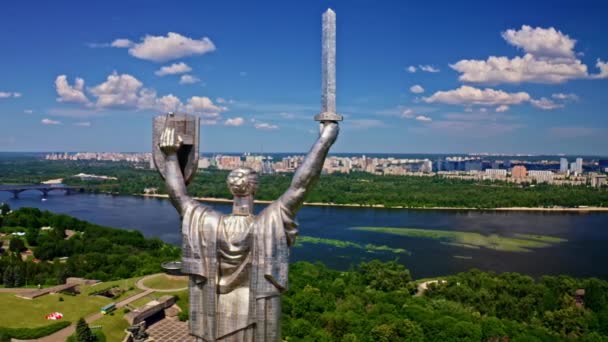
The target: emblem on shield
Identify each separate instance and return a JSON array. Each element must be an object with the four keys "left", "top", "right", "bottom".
[{"left": 152, "top": 113, "right": 200, "bottom": 185}]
